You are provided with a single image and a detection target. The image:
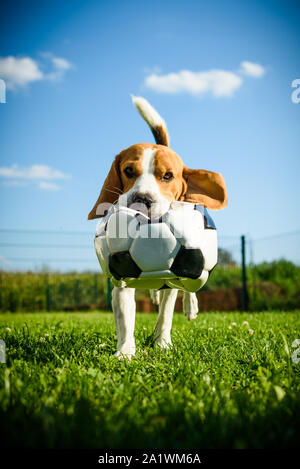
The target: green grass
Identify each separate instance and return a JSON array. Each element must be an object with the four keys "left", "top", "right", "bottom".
[{"left": 0, "top": 311, "right": 299, "bottom": 449}]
